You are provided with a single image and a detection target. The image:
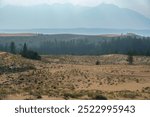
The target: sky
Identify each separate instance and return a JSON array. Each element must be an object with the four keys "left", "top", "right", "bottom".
[
  {"left": 0, "top": 0, "right": 150, "bottom": 18},
  {"left": 0, "top": 0, "right": 150, "bottom": 30}
]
